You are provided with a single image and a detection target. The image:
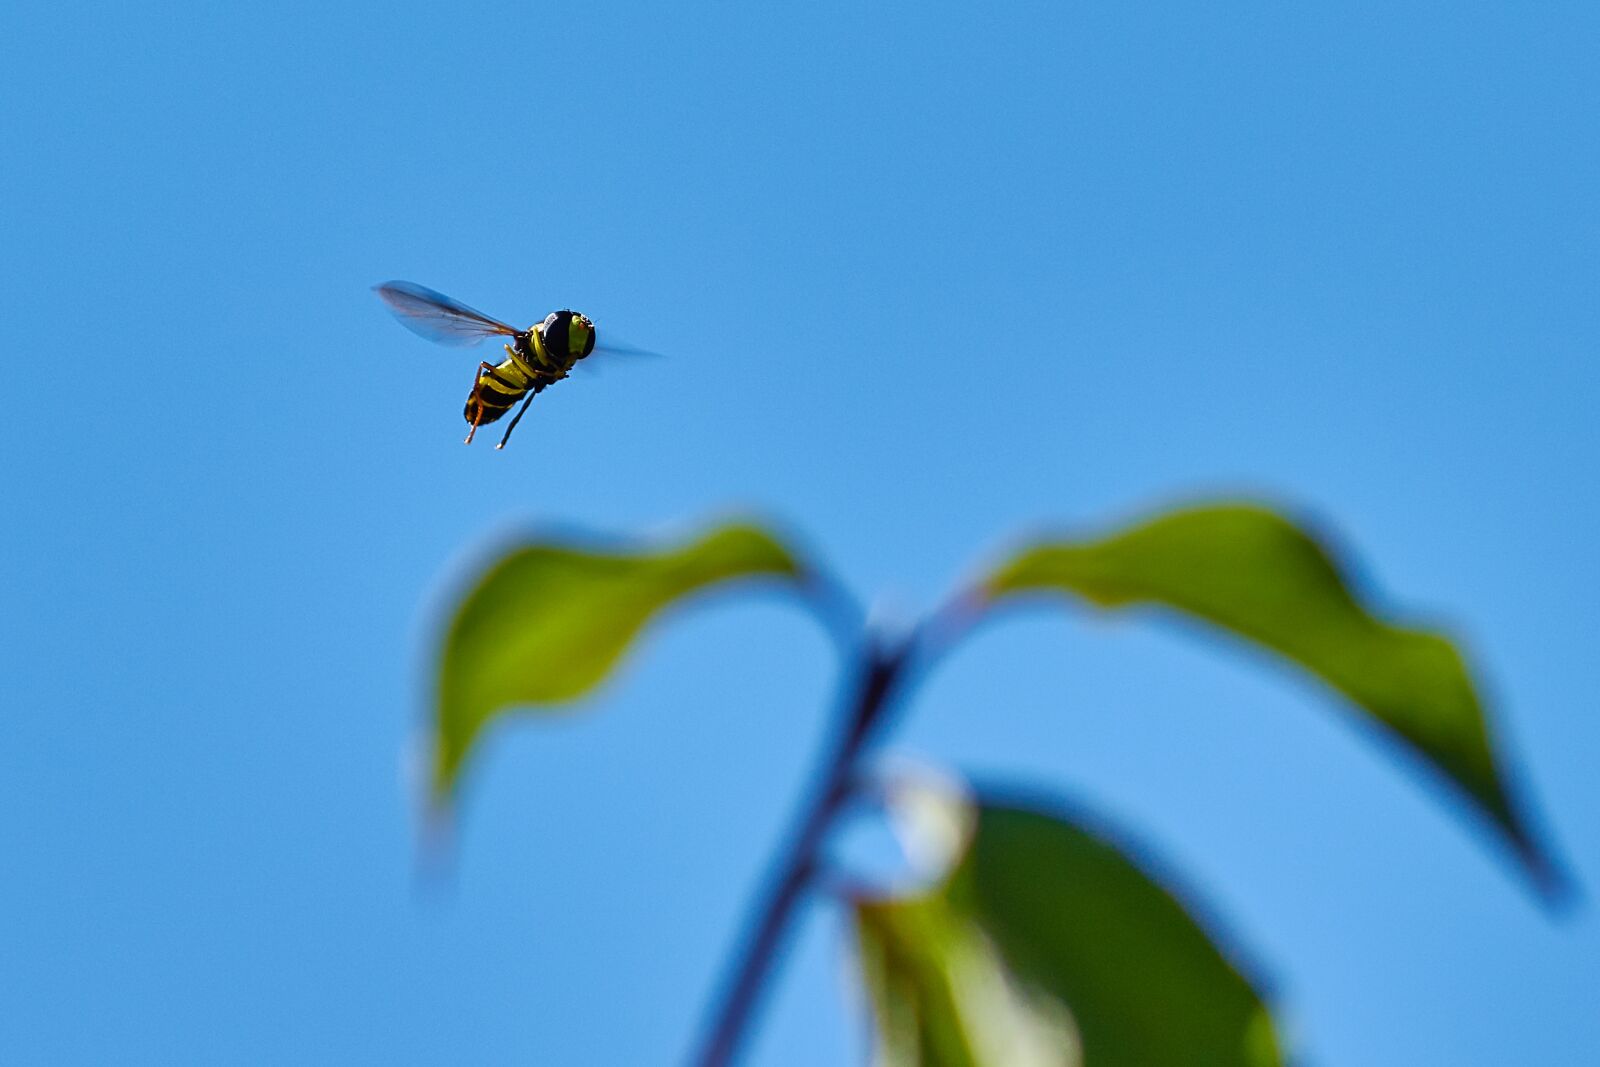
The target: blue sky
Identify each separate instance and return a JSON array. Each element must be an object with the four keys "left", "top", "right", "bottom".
[{"left": 2, "top": 1, "right": 1596, "bottom": 1063}]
